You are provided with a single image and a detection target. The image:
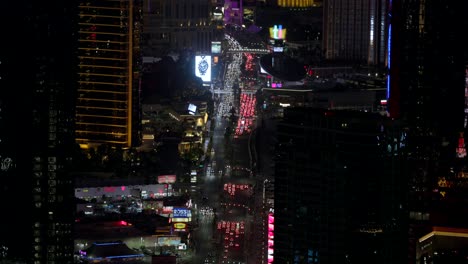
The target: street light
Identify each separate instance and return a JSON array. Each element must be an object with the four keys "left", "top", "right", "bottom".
[{"left": 262, "top": 179, "right": 269, "bottom": 204}]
